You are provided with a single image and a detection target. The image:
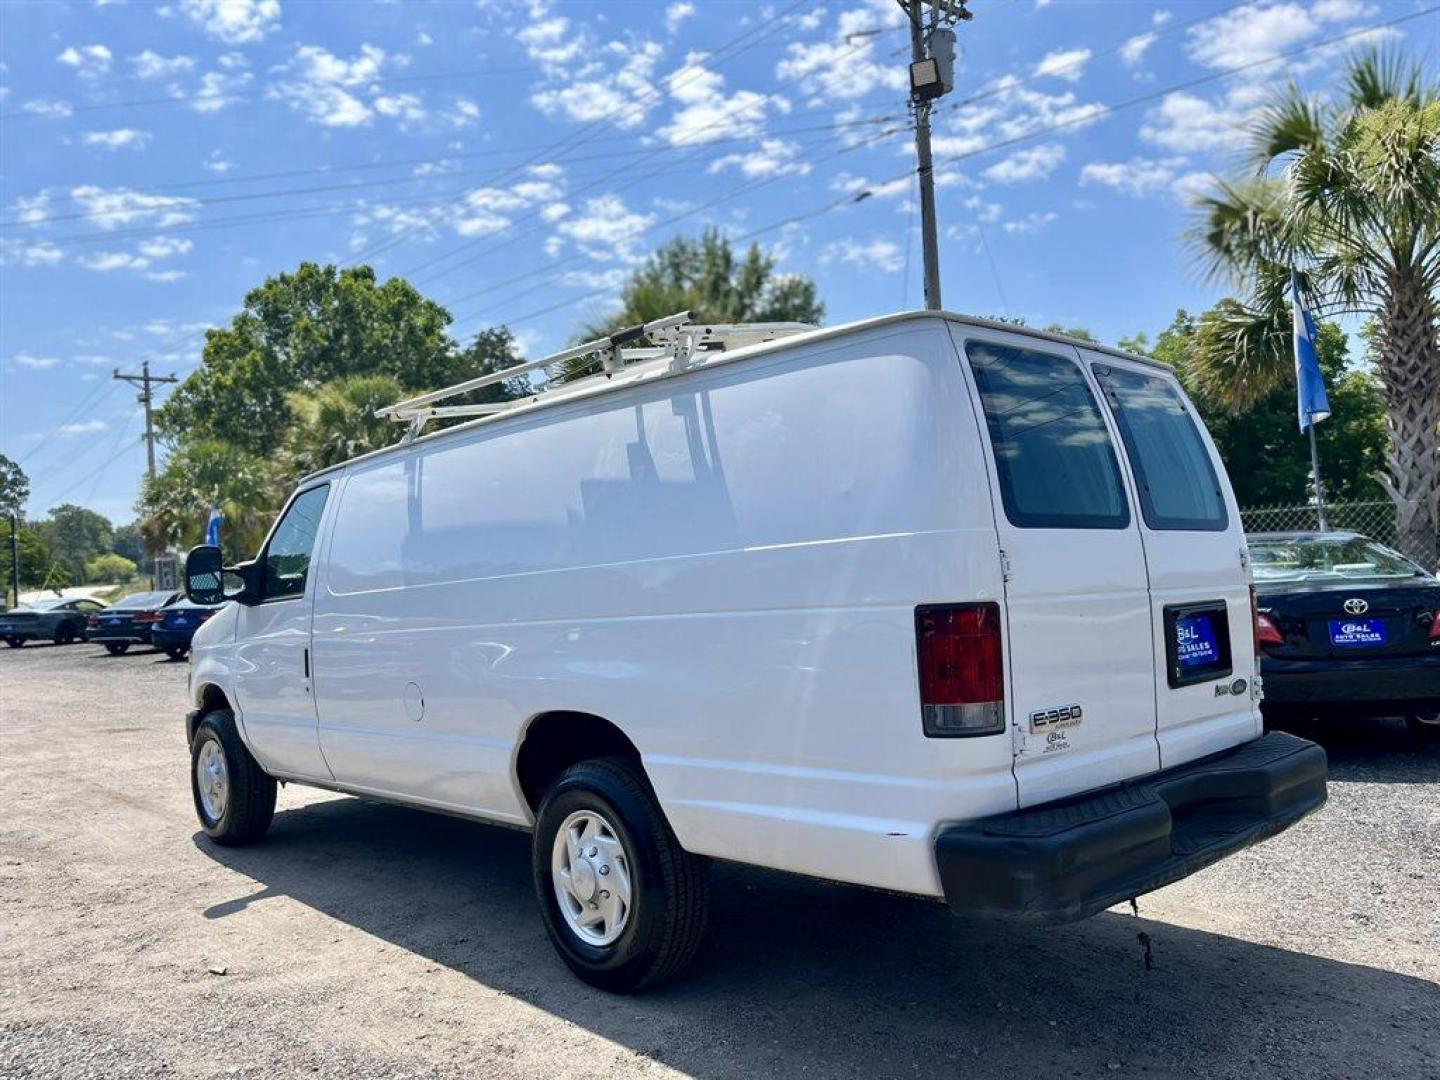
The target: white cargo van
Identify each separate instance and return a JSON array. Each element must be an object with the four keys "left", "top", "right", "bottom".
[{"left": 182, "top": 310, "right": 1327, "bottom": 991}]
